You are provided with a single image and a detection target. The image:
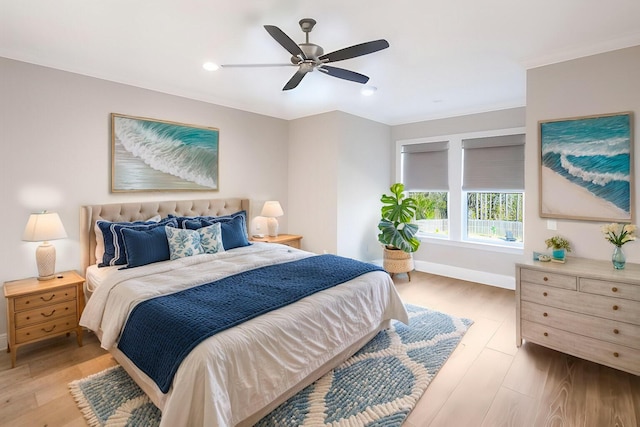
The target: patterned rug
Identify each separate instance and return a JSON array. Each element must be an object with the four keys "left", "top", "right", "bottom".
[{"left": 69, "top": 304, "right": 472, "bottom": 426}]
